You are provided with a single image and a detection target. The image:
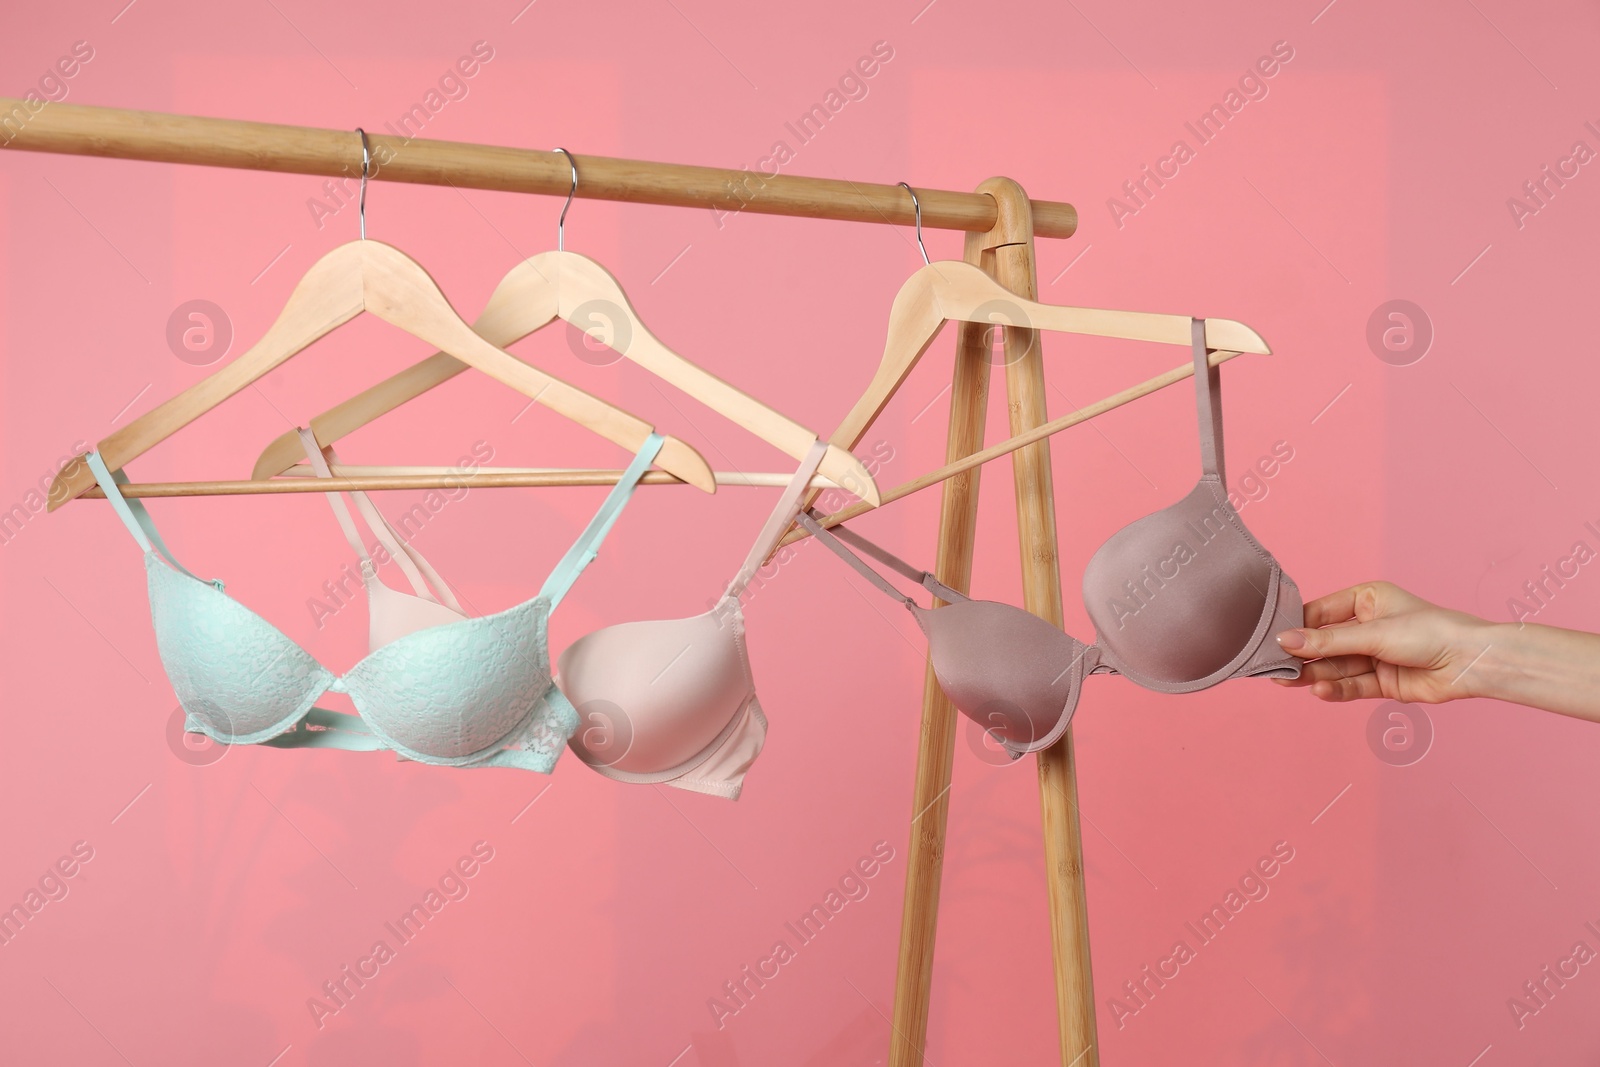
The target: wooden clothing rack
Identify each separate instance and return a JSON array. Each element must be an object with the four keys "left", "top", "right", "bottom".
[{"left": 2, "top": 98, "right": 1096, "bottom": 1065}]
